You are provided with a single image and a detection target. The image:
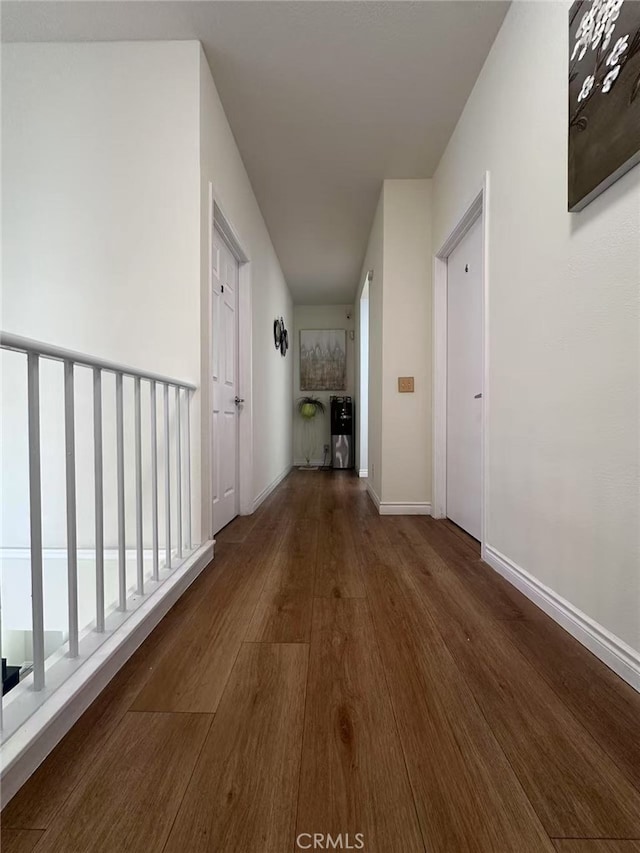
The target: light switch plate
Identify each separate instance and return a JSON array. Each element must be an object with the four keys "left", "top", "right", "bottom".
[{"left": 398, "top": 376, "right": 415, "bottom": 393}]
